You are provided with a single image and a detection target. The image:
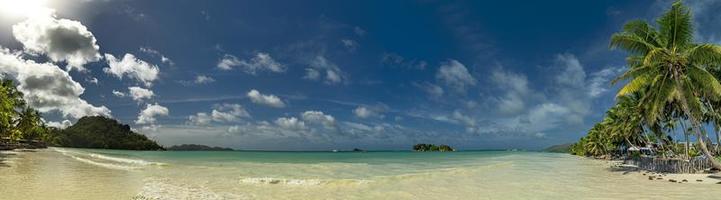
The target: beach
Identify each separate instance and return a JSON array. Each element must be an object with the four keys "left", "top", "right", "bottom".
[{"left": 0, "top": 148, "right": 719, "bottom": 200}]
